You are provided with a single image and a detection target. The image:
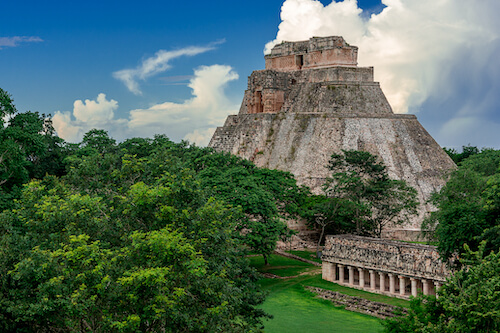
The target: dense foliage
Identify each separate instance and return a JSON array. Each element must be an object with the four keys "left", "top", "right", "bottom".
[
  {"left": 443, "top": 144, "right": 480, "bottom": 164},
  {"left": 0, "top": 179, "right": 269, "bottom": 331},
  {"left": 424, "top": 148, "right": 500, "bottom": 261},
  {"left": 0, "top": 88, "right": 312, "bottom": 331},
  {"left": 0, "top": 89, "right": 67, "bottom": 211},
  {"left": 0, "top": 132, "right": 289, "bottom": 331},
  {"left": 385, "top": 147, "right": 500, "bottom": 332}
]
